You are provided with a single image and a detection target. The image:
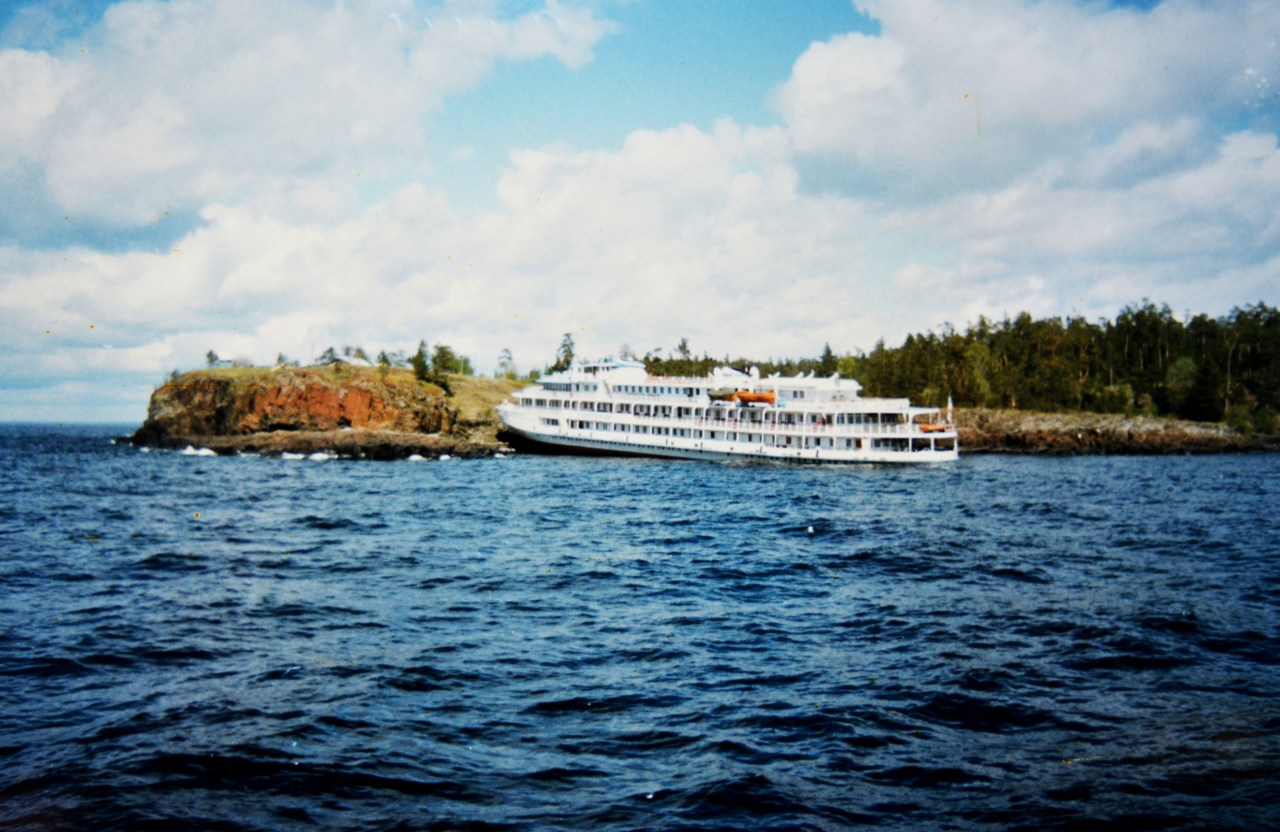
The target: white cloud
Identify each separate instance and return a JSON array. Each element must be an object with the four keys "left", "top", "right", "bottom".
[
  {"left": 3, "top": 116, "right": 888, "bottom": 384},
  {"left": 2, "top": 0, "right": 616, "bottom": 228},
  {"left": 0, "top": 49, "right": 71, "bottom": 158},
  {"left": 777, "top": 0, "right": 1280, "bottom": 196},
  {"left": 877, "top": 126, "right": 1280, "bottom": 325}
]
